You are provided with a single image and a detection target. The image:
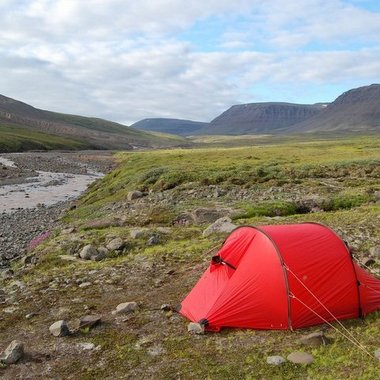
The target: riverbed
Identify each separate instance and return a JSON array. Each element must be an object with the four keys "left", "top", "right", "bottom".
[{"left": 0, "top": 151, "right": 114, "bottom": 267}]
